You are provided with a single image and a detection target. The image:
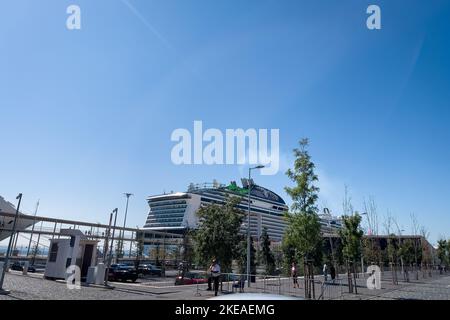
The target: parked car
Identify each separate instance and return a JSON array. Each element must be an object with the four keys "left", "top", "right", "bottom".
[
  {"left": 108, "top": 264, "right": 138, "bottom": 282},
  {"left": 175, "top": 272, "right": 208, "bottom": 285},
  {"left": 138, "top": 264, "right": 162, "bottom": 276},
  {"left": 10, "top": 261, "right": 37, "bottom": 273},
  {"left": 30, "top": 264, "right": 46, "bottom": 273},
  {"left": 10, "top": 262, "right": 23, "bottom": 271}
]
